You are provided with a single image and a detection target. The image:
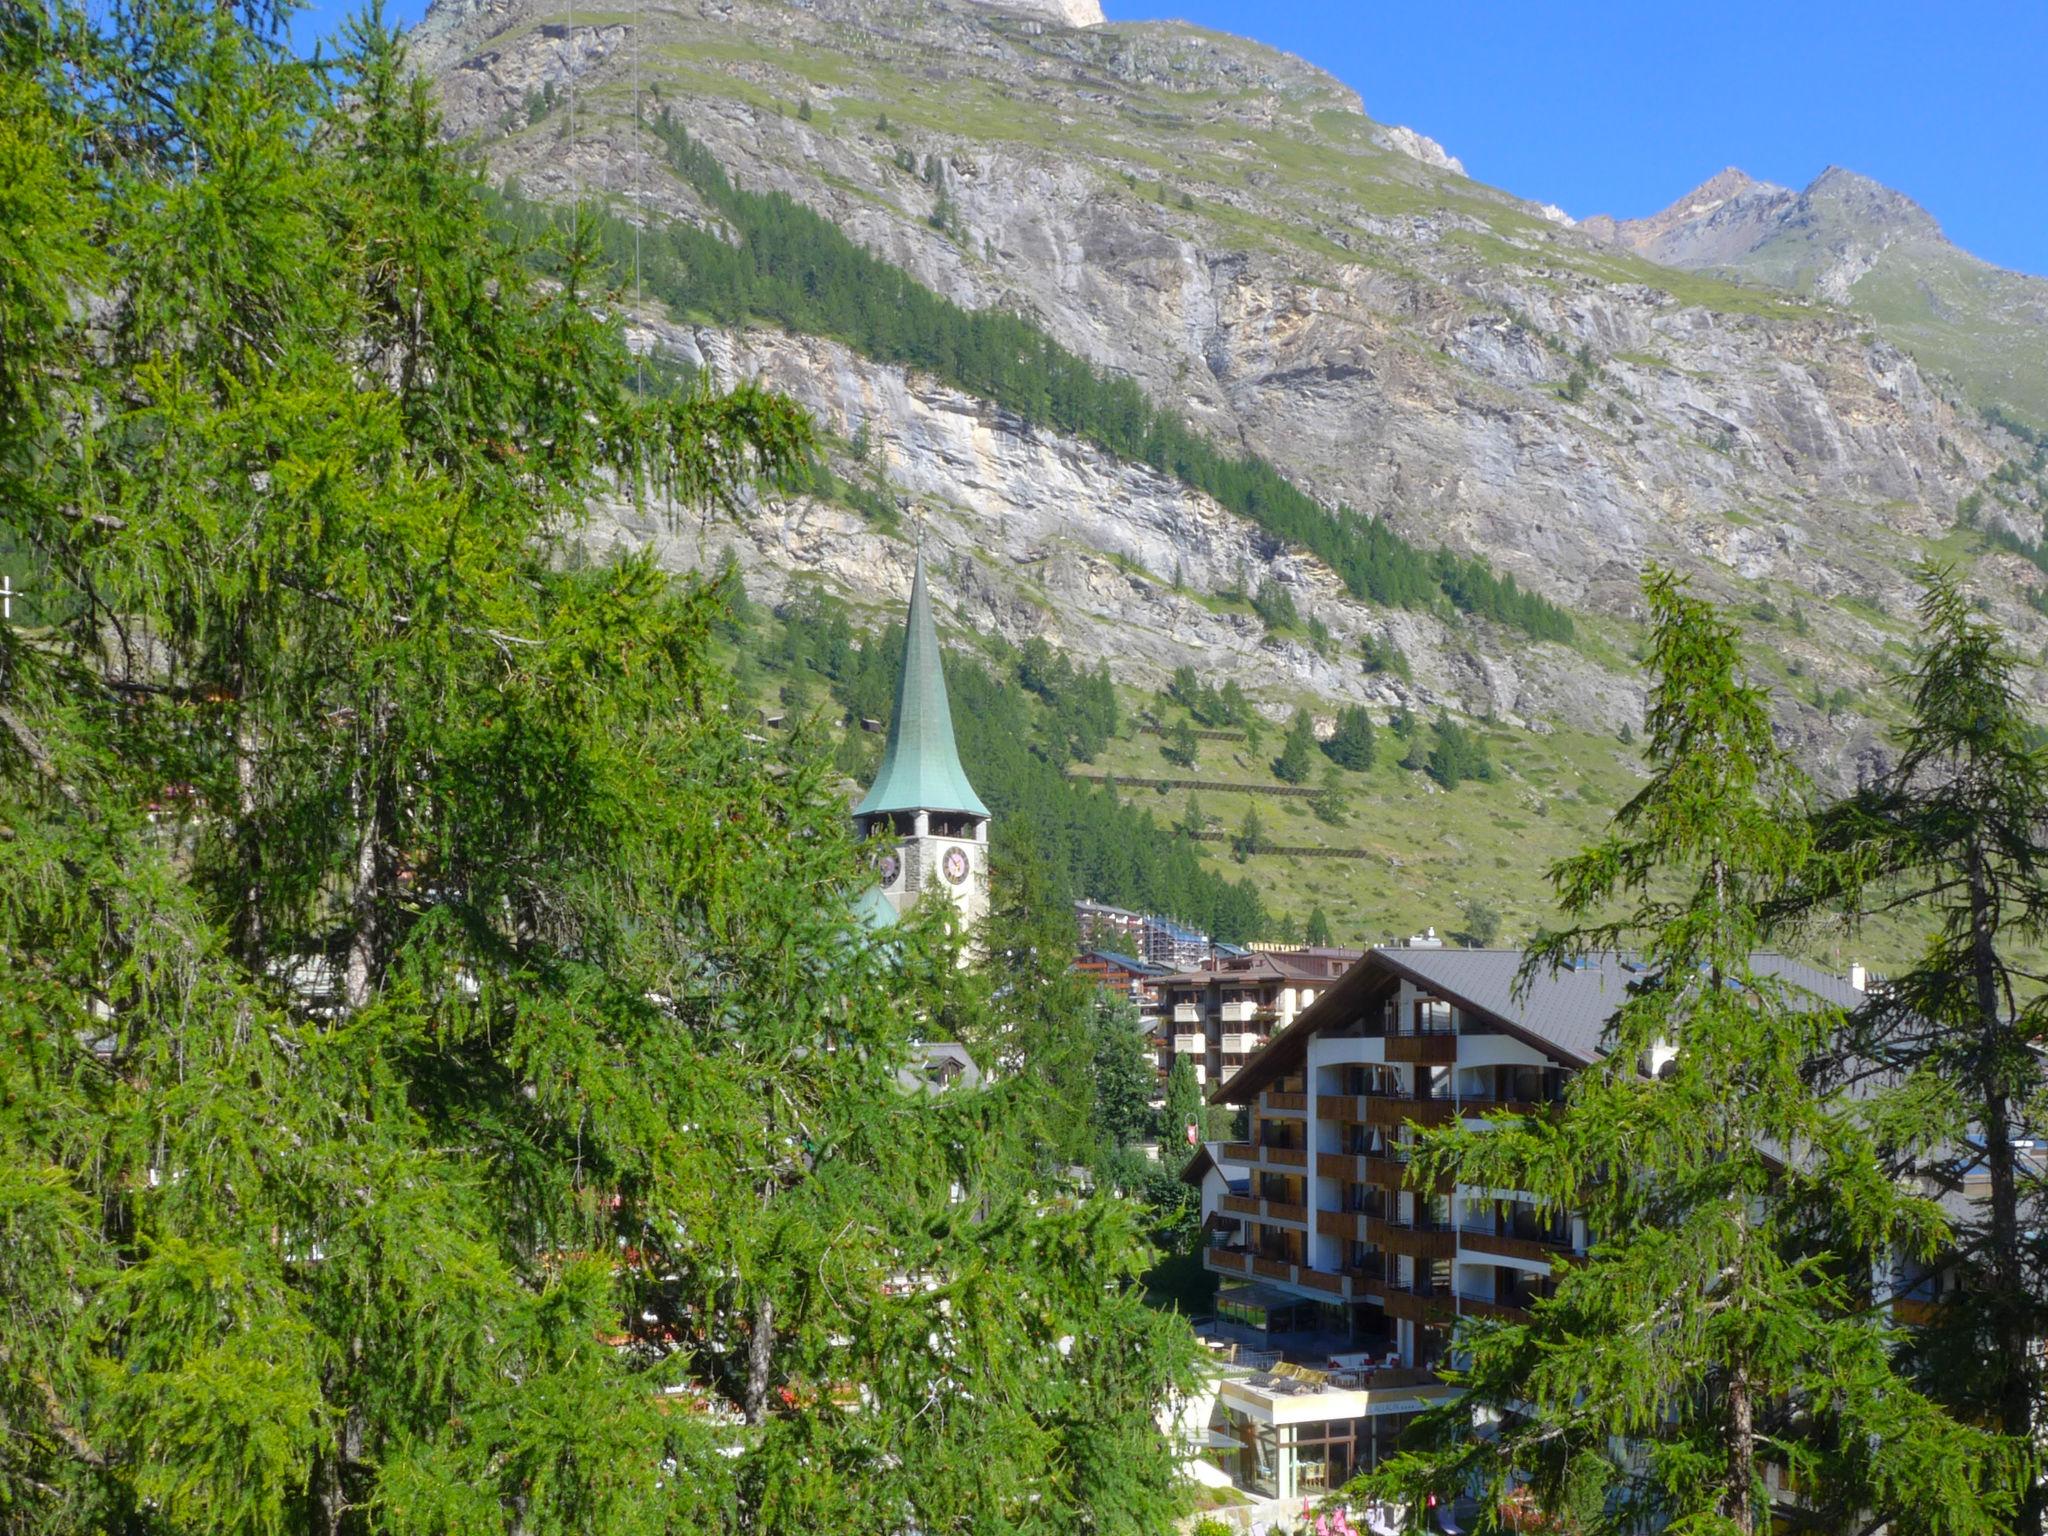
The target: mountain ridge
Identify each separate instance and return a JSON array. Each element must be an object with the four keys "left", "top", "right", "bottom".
[
  {"left": 409, "top": 0, "right": 2048, "bottom": 795},
  {"left": 1585, "top": 161, "right": 2048, "bottom": 421}
]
